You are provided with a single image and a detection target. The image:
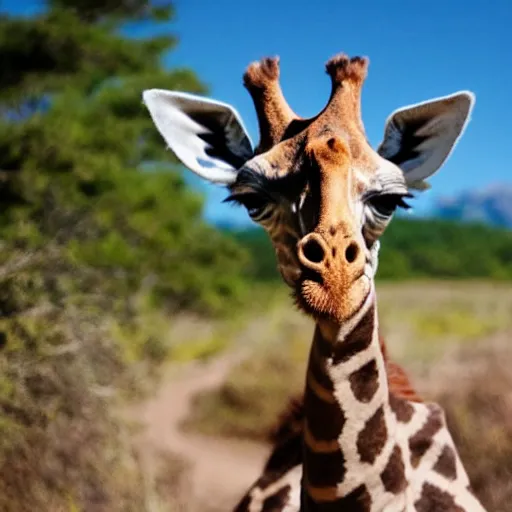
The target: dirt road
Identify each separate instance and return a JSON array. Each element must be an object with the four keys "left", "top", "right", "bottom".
[{"left": 134, "top": 351, "right": 270, "bottom": 511}]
